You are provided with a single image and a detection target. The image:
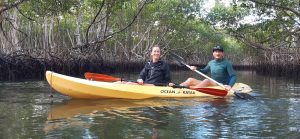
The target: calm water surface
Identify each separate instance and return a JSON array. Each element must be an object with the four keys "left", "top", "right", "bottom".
[{"left": 0, "top": 71, "right": 300, "bottom": 139}]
